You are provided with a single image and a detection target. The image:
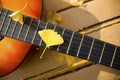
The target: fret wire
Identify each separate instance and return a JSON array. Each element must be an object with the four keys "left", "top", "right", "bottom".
[
  {"left": 99, "top": 43, "right": 106, "bottom": 63},
  {"left": 66, "top": 32, "right": 74, "bottom": 54},
  {"left": 57, "top": 28, "right": 65, "bottom": 51},
  {"left": 31, "top": 20, "right": 40, "bottom": 44},
  {"left": 10, "top": 21, "right": 18, "bottom": 37},
  {"left": 17, "top": 17, "right": 26, "bottom": 39},
  {"left": 23, "top": 18, "right": 33, "bottom": 41},
  {"left": 53, "top": 25, "right": 57, "bottom": 31},
  {"left": 0, "top": 10, "right": 8, "bottom": 32},
  {"left": 39, "top": 23, "right": 48, "bottom": 46},
  {"left": 87, "top": 38, "right": 95, "bottom": 60},
  {"left": 76, "top": 34, "right": 84, "bottom": 57},
  {"left": 4, "top": 18, "right": 12, "bottom": 35},
  {"left": 110, "top": 46, "right": 117, "bottom": 67},
  {"left": 44, "top": 23, "right": 48, "bottom": 29}
]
